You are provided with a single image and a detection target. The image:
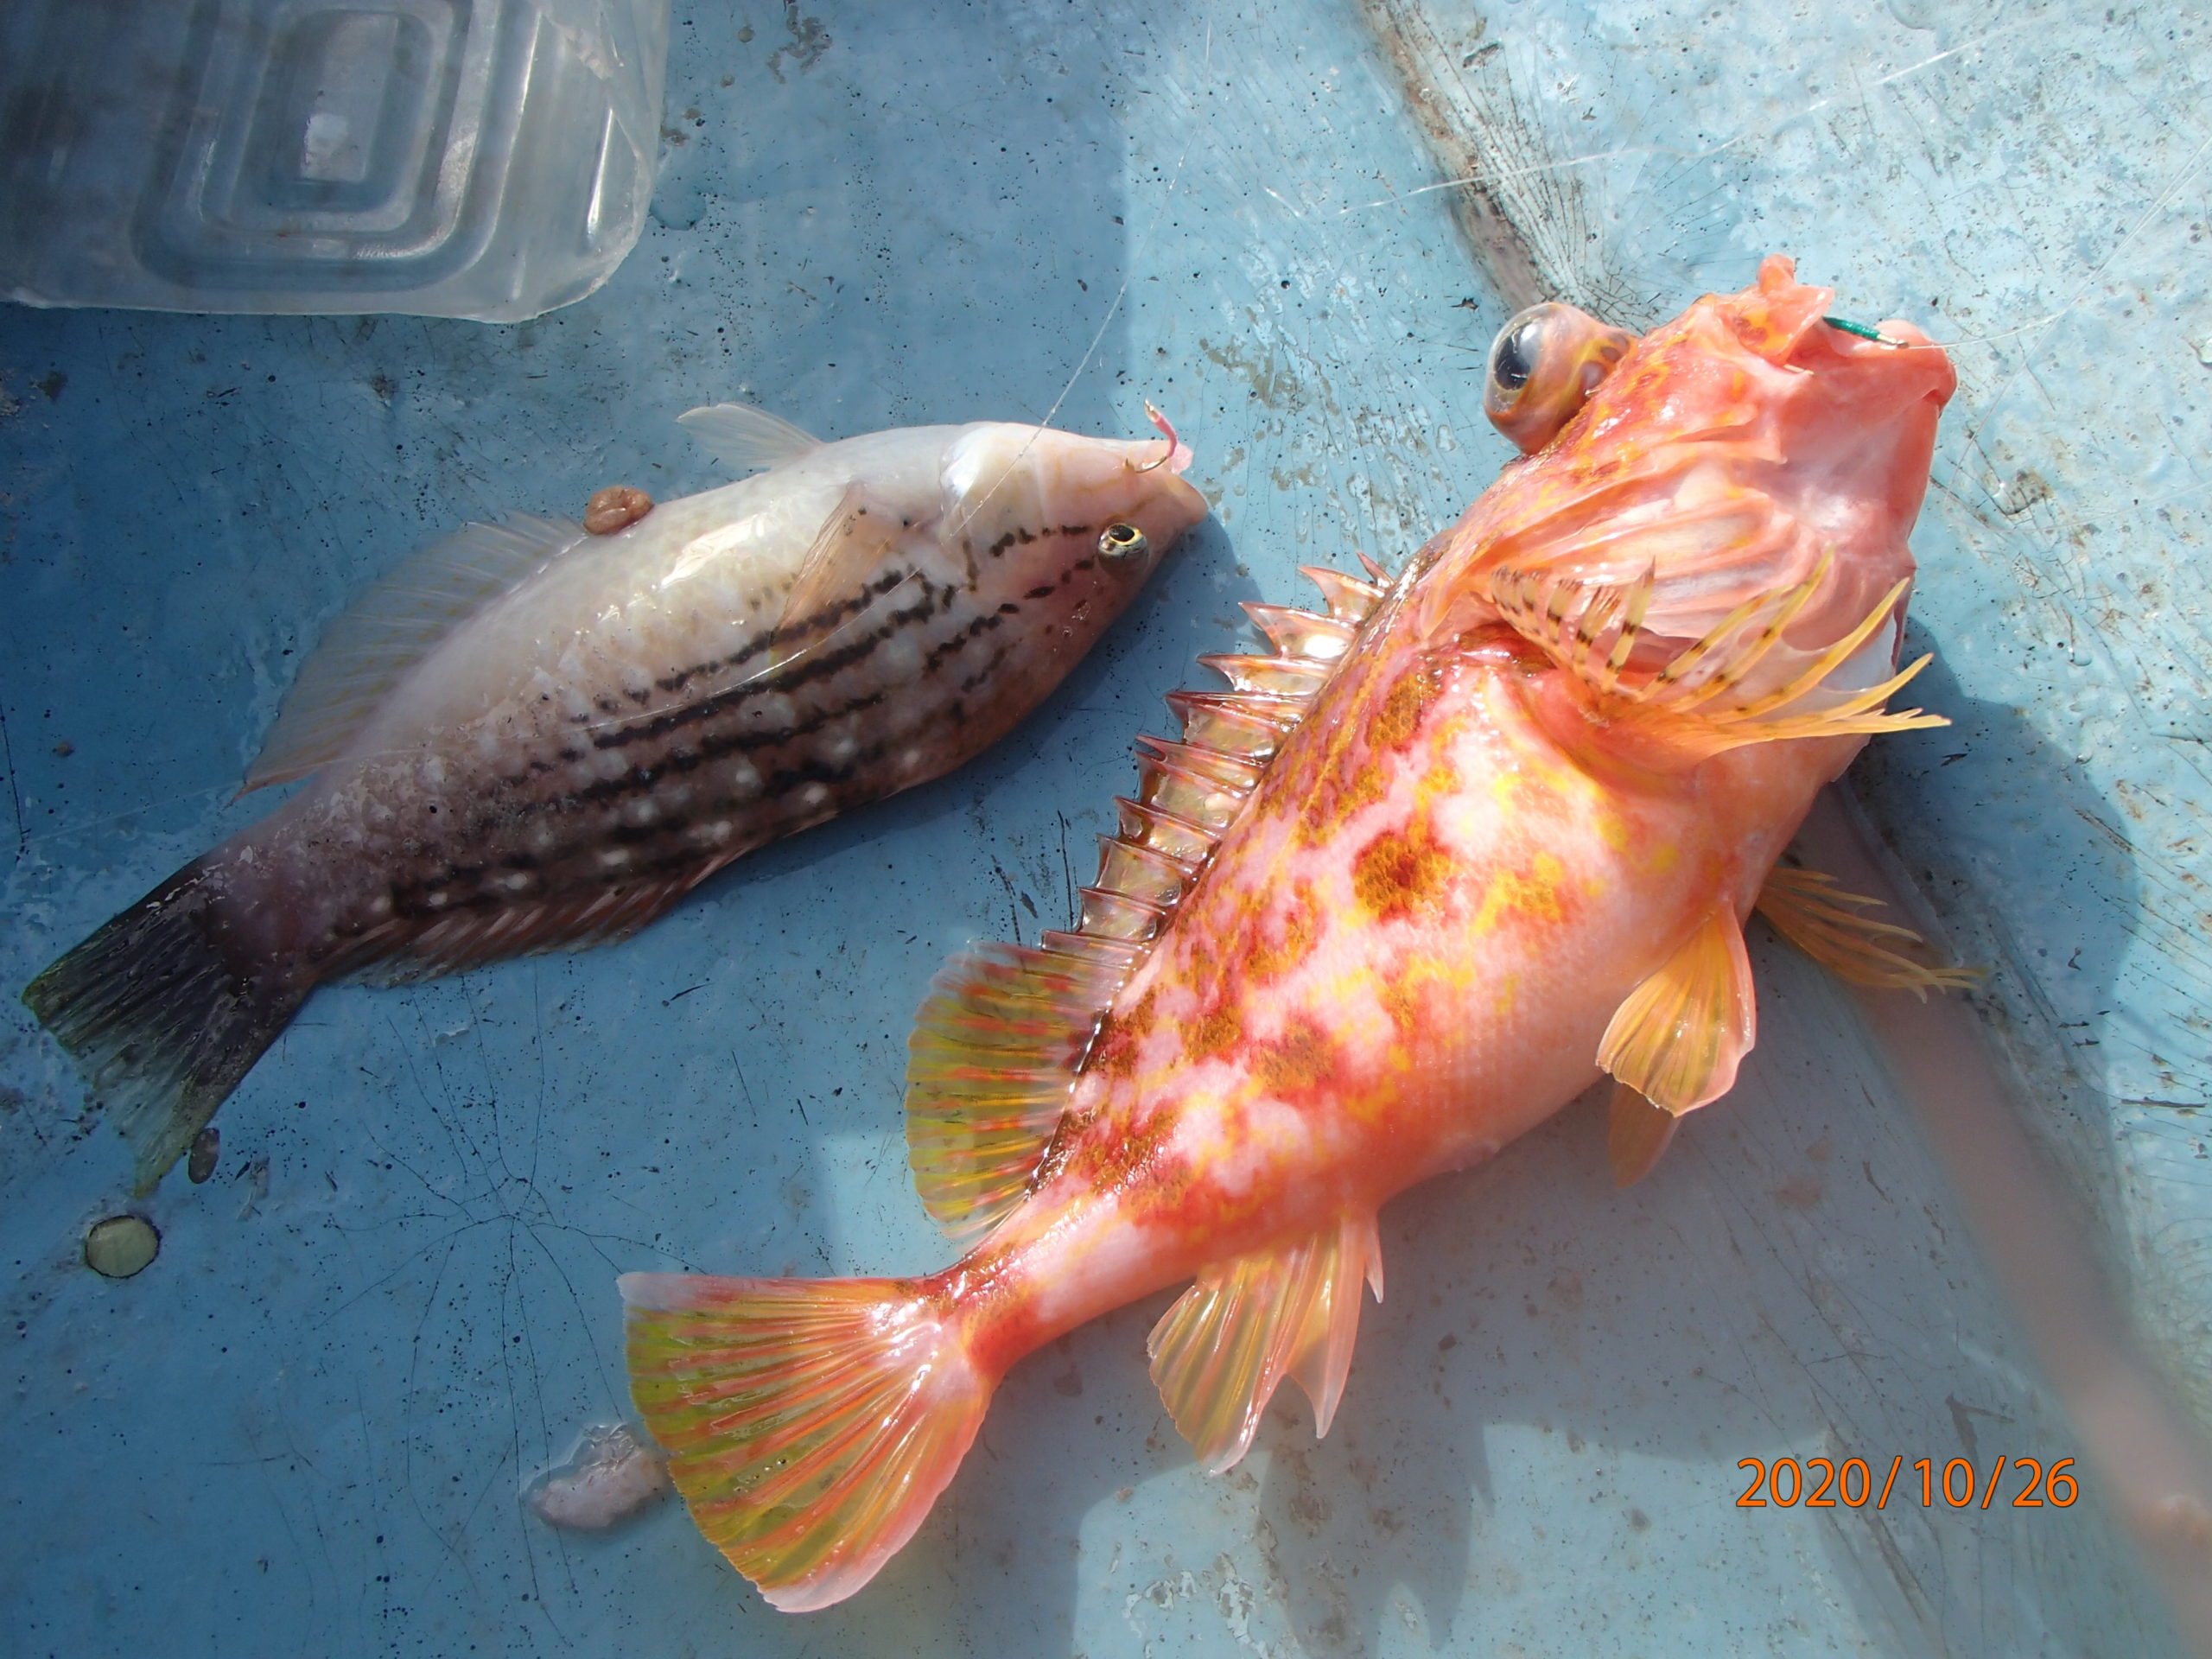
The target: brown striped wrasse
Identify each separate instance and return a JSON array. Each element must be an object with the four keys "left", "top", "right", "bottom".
[
  {"left": 23, "top": 404, "right": 1208, "bottom": 1191},
  {"left": 622, "top": 256, "right": 1975, "bottom": 1611}
]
